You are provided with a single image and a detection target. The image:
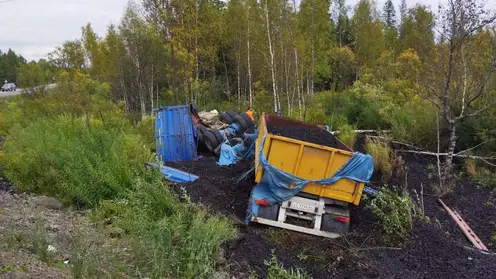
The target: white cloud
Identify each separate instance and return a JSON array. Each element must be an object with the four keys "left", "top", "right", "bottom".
[{"left": 0, "top": 0, "right": 128, "bottom": 61}]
